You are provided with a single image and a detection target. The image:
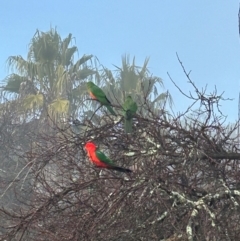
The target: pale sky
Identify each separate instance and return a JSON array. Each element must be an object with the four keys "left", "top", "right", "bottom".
[{"left": 1, "top": 1, "right": 240, "bottom": 122}]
